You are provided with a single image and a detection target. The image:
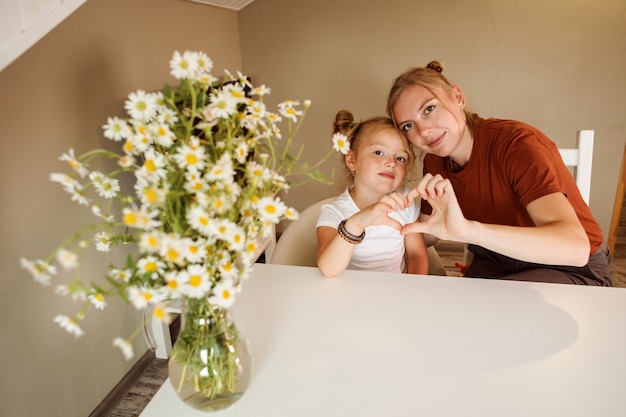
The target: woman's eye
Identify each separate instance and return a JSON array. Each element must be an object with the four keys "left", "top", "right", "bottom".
[
  {"left": 401, "top": 123, "right": 413, "bottom": 132},
  {"left": 424, "top": 105, "right": 435, "bottom": 114}
]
